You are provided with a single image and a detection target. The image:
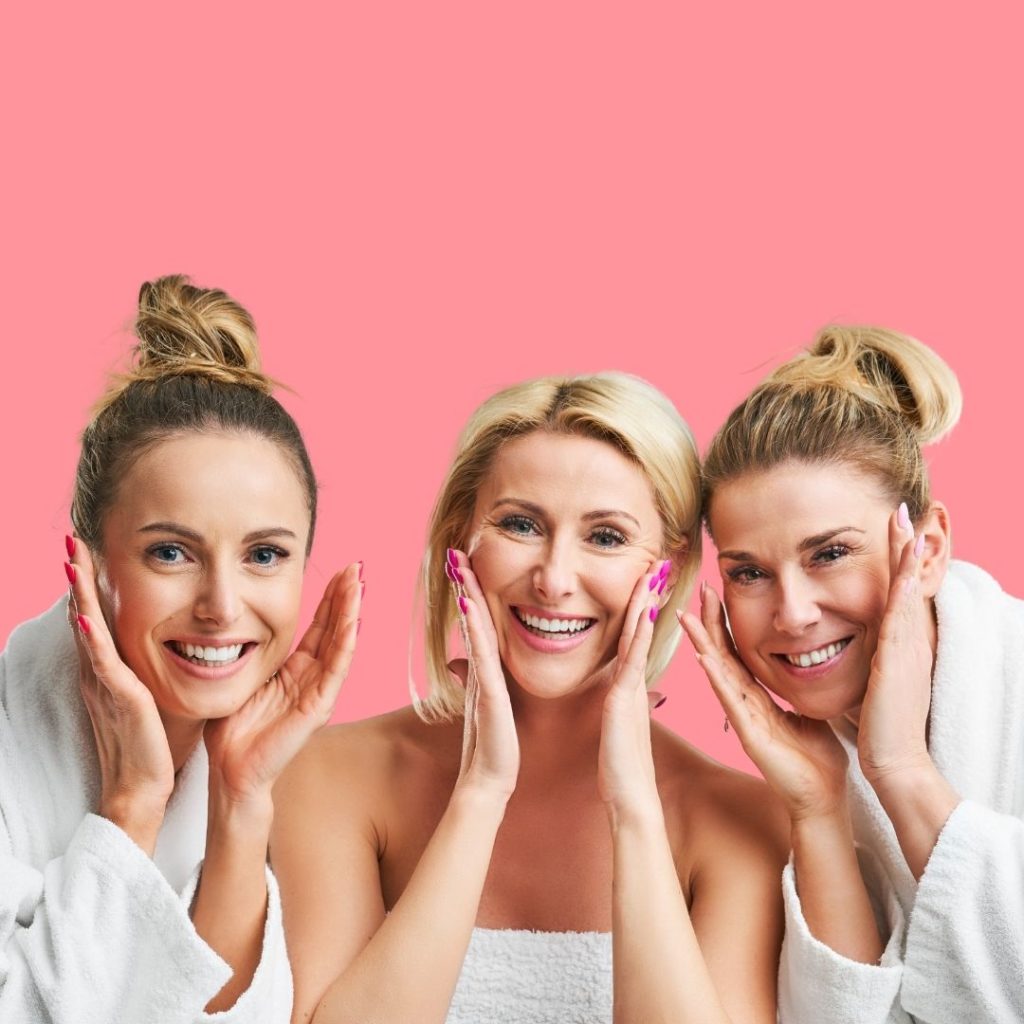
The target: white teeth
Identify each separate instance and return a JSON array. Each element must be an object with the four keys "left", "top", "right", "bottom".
[
  {"left": 174, "top": 642, "right": 244, "bottom": 665},
  {"left": 517, "top": 611, "right": 593, "bottom": 634},
  {"left": 785, "top": 639, "right": 849, "bottom": 668}
]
